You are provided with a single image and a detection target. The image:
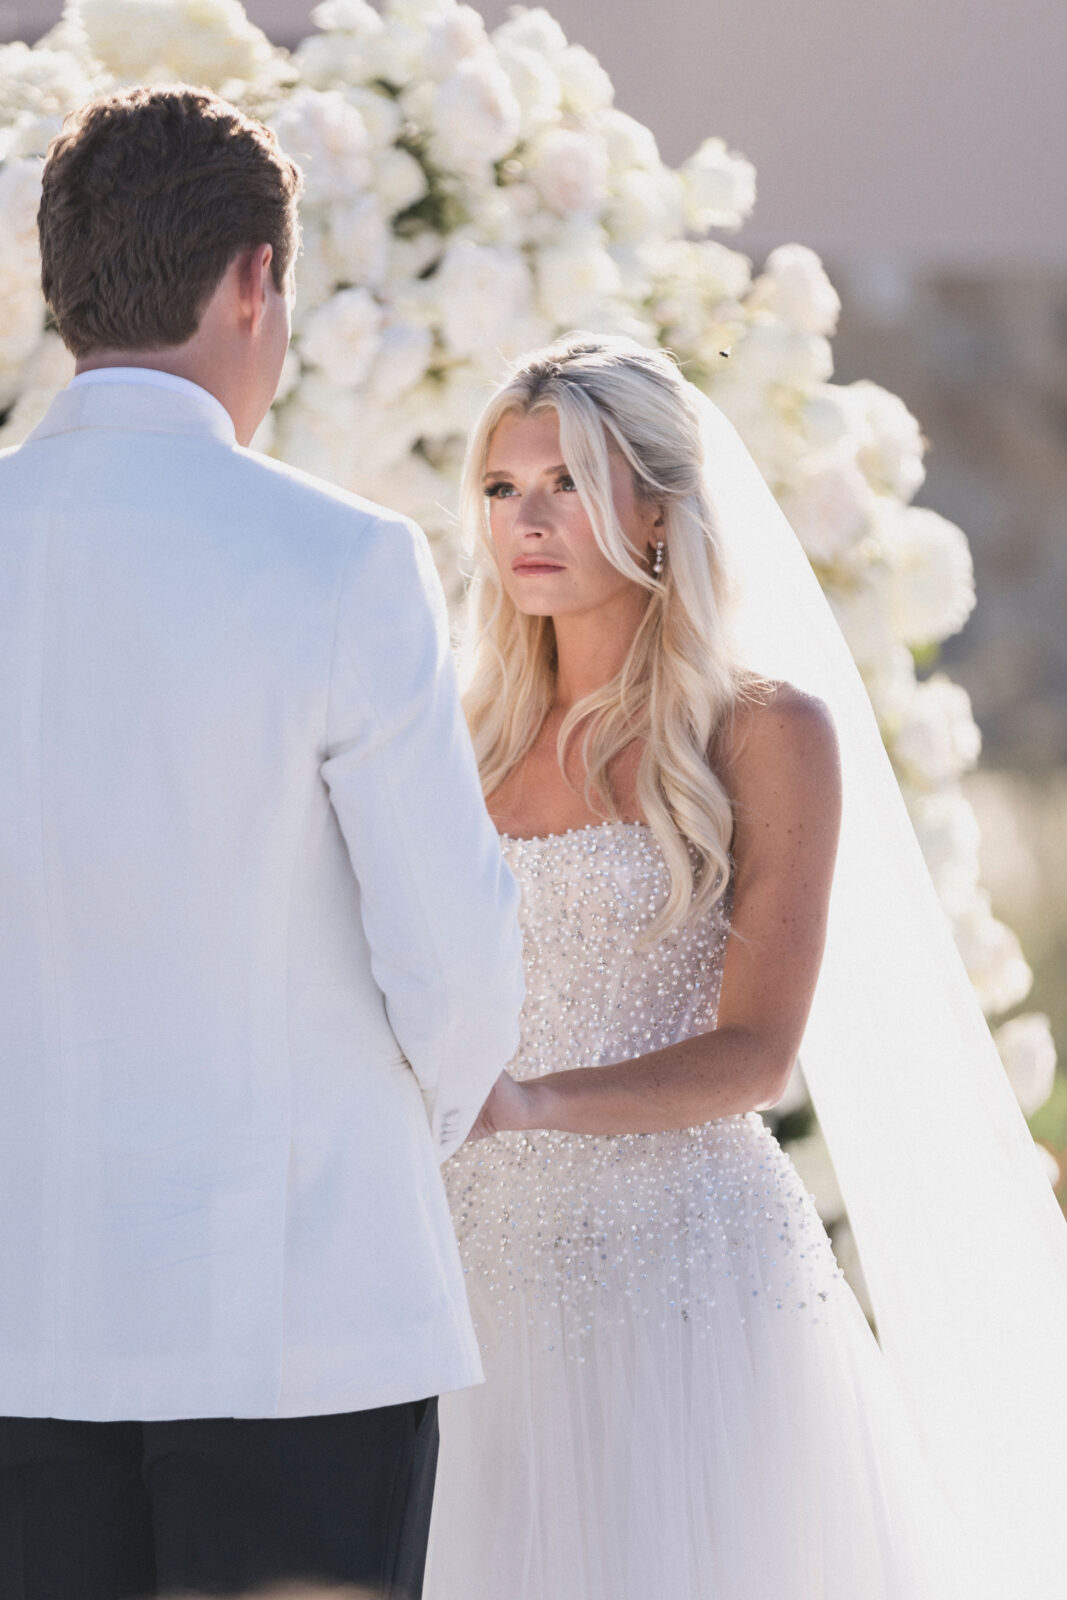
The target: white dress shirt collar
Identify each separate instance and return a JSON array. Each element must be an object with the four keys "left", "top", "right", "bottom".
[{"left": 69, "top": 367, "right": 236, "bottom": 442}]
